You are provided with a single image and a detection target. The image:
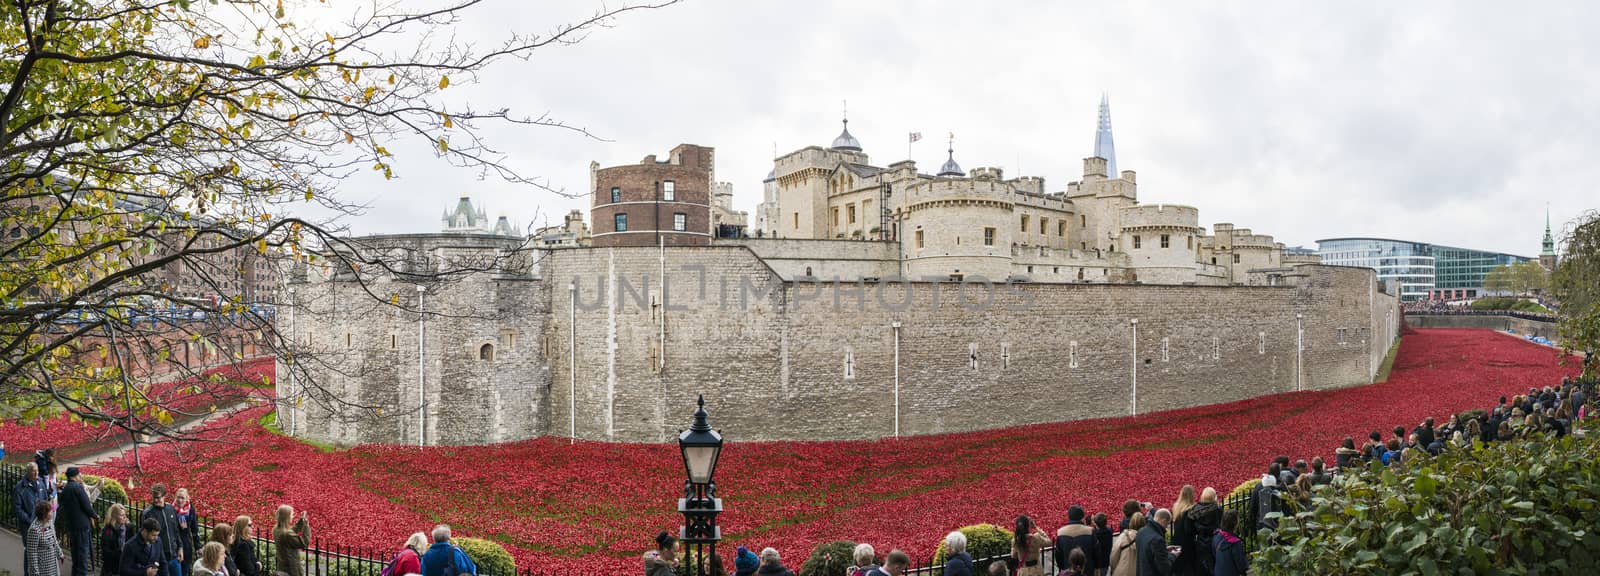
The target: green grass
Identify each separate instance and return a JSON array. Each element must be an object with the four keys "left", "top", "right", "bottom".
[
  {"left": 1375, "top": 335, "right": 1402, "bottom": 383},
  {"left": 259, "top": 410, "right": 341, "bottom": 453}
]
